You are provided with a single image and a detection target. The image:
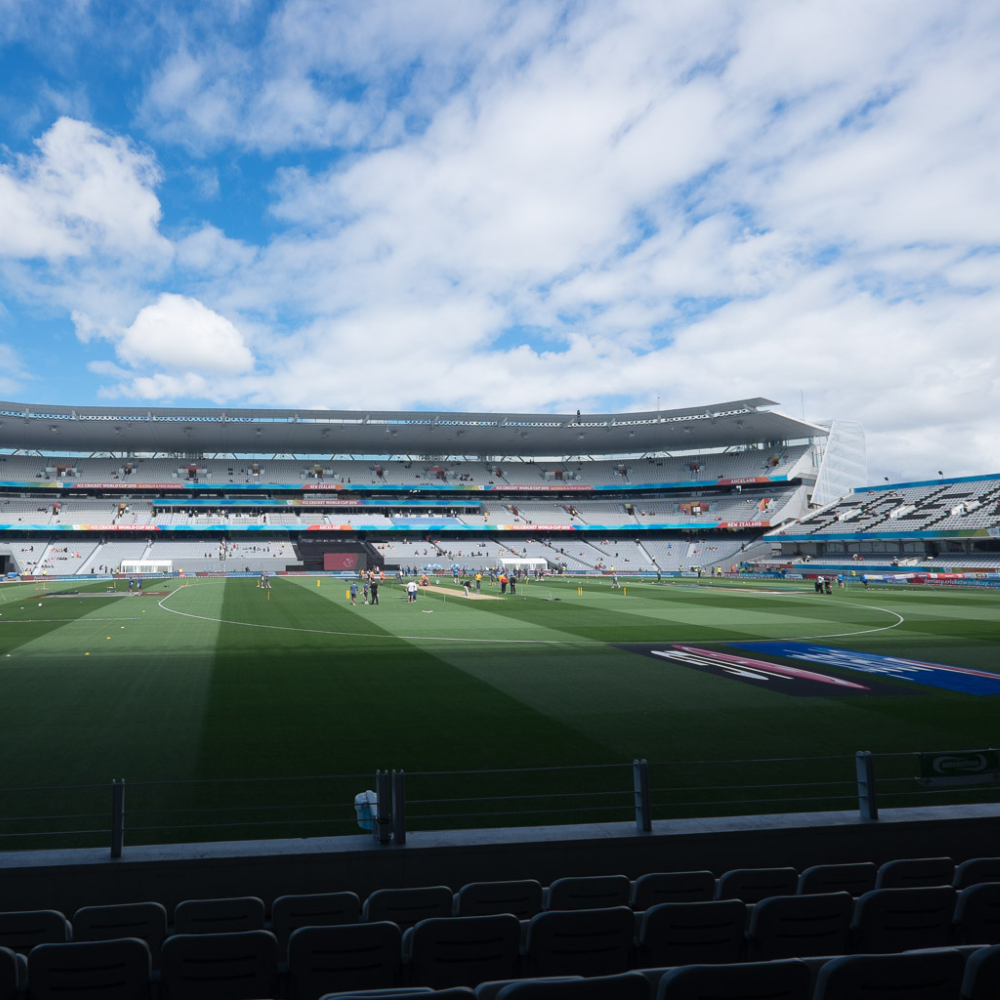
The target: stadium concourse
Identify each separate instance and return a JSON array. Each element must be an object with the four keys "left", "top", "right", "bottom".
[{"left": 0, "top": 397, "right": 854, "bottom": 581}]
